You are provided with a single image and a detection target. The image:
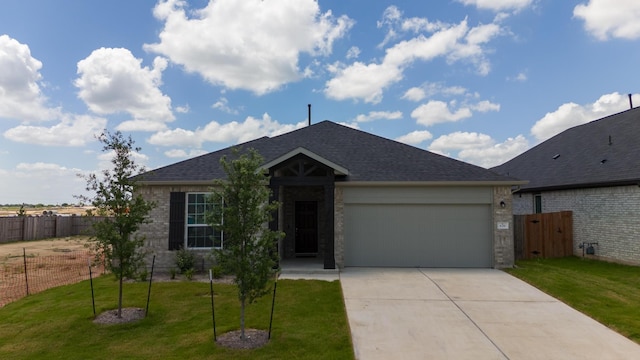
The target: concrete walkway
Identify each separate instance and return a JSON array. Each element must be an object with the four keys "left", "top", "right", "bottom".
[{"left": 340, "top": 268, "right": 640, "bottom": 360}]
